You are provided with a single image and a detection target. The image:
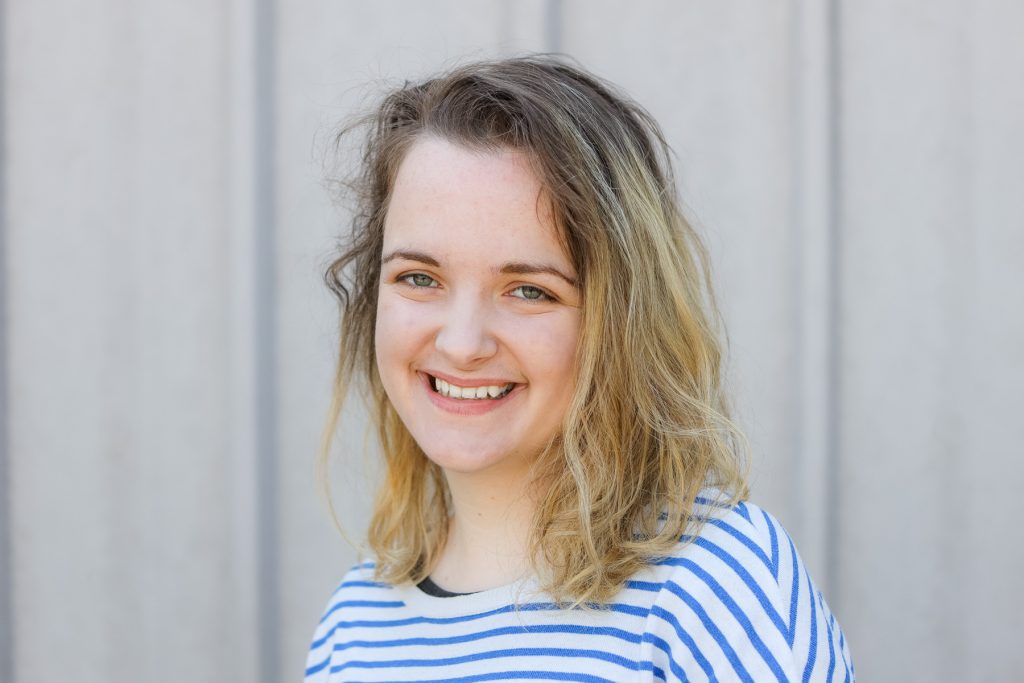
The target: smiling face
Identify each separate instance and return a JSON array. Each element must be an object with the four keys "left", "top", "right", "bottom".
[{"left": 375, "top": 137, "right": 581, "bottom": 480}]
